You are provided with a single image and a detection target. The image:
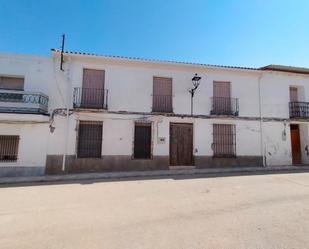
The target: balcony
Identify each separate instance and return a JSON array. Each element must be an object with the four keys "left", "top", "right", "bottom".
[
  {"left": 73, "top": 87, "right": 108, "bottom": 109},
  {"left": 210, "top": 97, "right": 239, "bottom": 116},
  {"left": 289, "top": 102, "right": 309, "bottom": 119},
  {"left": 152, "top": 95, "right": 173, "bottom": 113},
  {"left": 0, "top": 90, "right": 48, "bottom": 114}
]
